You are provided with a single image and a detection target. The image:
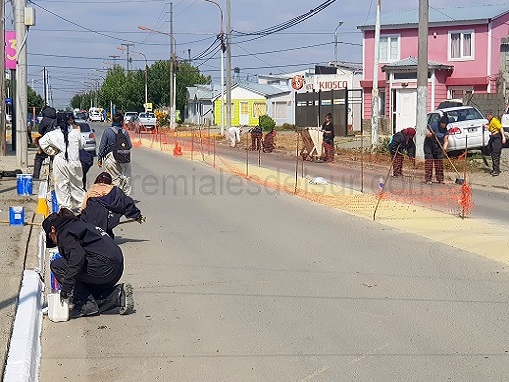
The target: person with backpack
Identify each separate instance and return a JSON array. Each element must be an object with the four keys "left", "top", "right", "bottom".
[
  {"left": 98, "top": 112, "right": 132, "bottom": 196},
  {"left": 39, "top": 113, "right": 86, "bottom": 212}
]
